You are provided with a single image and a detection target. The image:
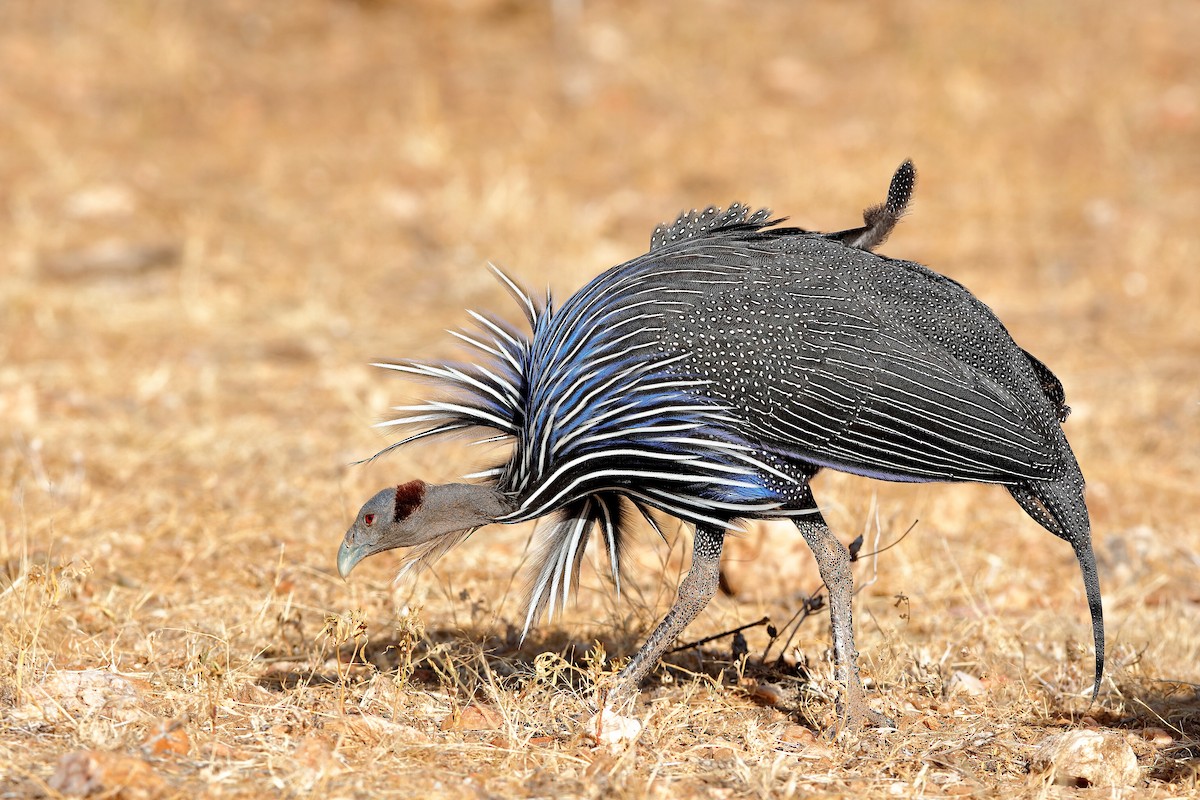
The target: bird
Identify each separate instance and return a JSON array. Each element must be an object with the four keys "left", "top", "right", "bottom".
[{"left": 337, "top": 161, "right": 1103, "bottom": 731}]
